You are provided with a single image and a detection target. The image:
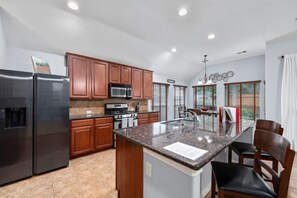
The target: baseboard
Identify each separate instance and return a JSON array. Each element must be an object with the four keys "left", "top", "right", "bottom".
[{"left": 202, "top": 183, "right": 211, "bottom": 198}]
